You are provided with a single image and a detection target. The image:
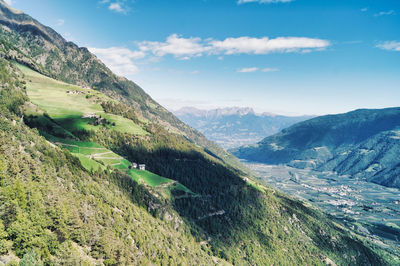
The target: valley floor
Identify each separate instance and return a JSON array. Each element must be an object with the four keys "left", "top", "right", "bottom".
[{"left": 243, "top": 161, "right": 400, "bottom": 257}]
